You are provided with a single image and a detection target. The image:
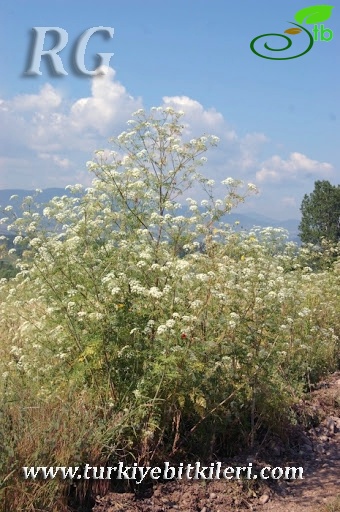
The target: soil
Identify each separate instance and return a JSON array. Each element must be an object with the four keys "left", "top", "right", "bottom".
[{"left": 92, "top": 372, "right": 340, "bottom": 512}]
